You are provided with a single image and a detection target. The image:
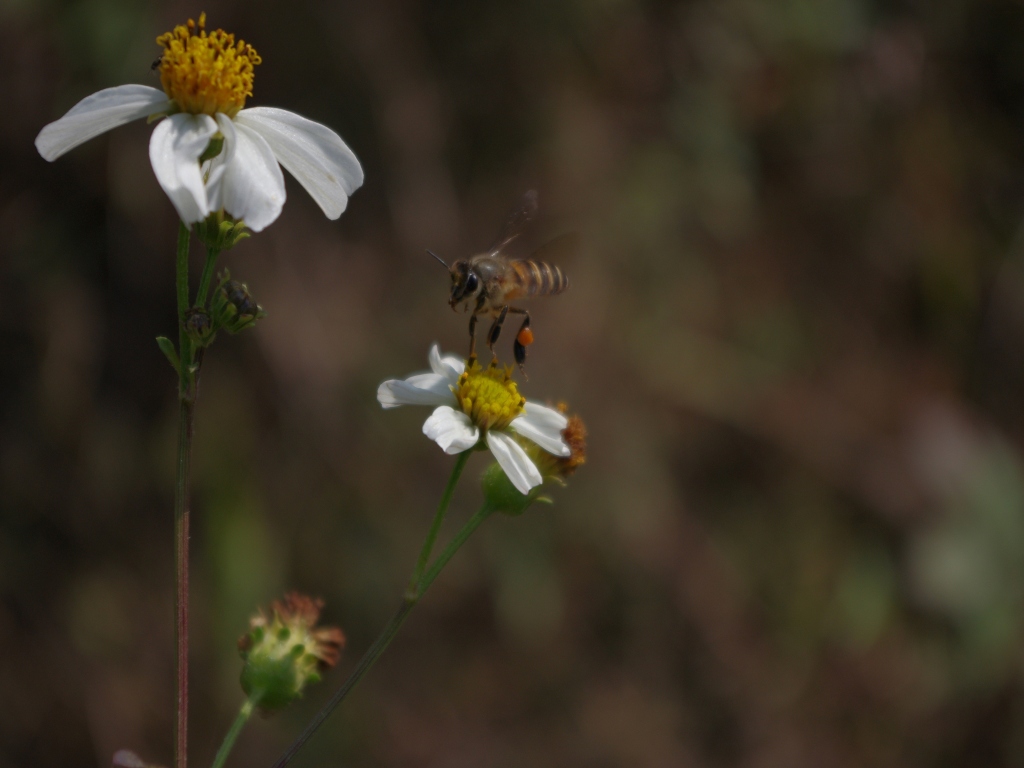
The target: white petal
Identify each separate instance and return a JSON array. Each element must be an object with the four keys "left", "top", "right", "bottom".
[
  {"left": 210, "top": 113, "right": 286, "bottom": 232},
  {"left": 423, "top": 406, "right": 479, "bottom": 454},
  {"left": 512, "top": 402, "right": 570, "bottom": 456},
  {"left": 486, "top": 431, "right": 543, "bottom": 494},
  {"left": 235, "top": 107, "right": 363, "bottom": 219},
  {"left": 35, "top": 84, "right": 171, "bottom": 161},
  {"left": 112, "top": 750, "right": 148, "bottom": 768},
  {"left": 428, "top": 344, "right": 465, "bottom": 385},
  {"left": 522, "top": 400, "right": 569, "bottom": 430},
  {"left": 509, "top": 421, "right": 569, "bottom": 456},
  {"left": 202, "top": 116, "right": 238, "bottom": 207},
  {"left": 149, "top": 113, "right": 217, "bottom": 224},
  {"left": 377, "top": 374, "right": 456, "bottom": 409}
]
